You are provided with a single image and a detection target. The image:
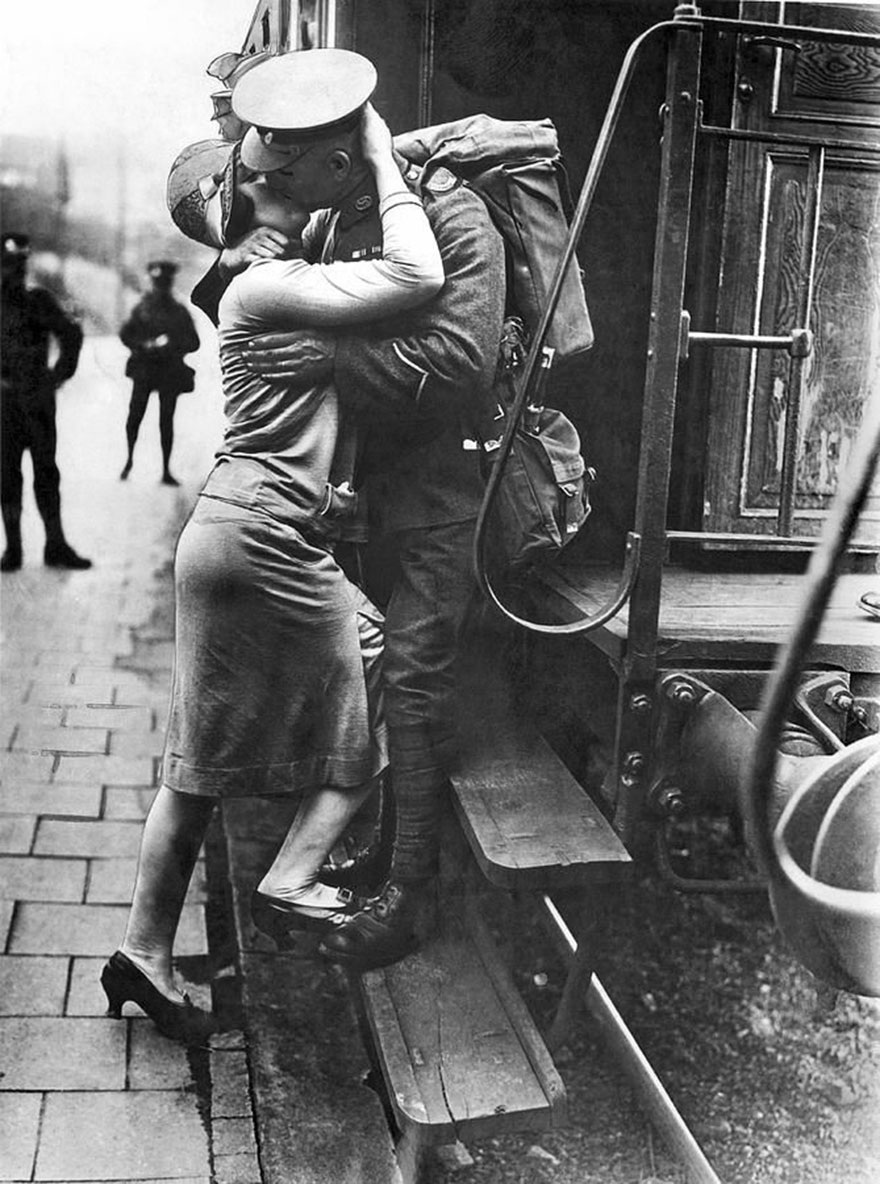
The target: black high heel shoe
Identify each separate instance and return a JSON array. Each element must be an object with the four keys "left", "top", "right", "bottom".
[
  {"left": 250, "top": 886, "right": 361, "bottom": 949},
  {"left": 100, "top": 951, "right": 218, "bottom": 1045}
]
